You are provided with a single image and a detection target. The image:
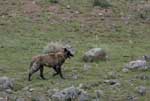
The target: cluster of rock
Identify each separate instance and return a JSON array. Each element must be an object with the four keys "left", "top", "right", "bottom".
[
  {"left": 1, "top": 42, "right": 150, "bottom": 100},
  {"left": 51, "top": 86, "right": 90, "bottom": 101},
  {"left": 0, "top": 75, "right": 149, "bottom": 101},
  {"left": 0, "top": 76, "right": 15, "bottom": 100},
  {"left": 0, "top": 76, "right": 14, "bottom": 92},
  {"left": 123, "top": 55, "right": 150, "bottom": 72}
]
